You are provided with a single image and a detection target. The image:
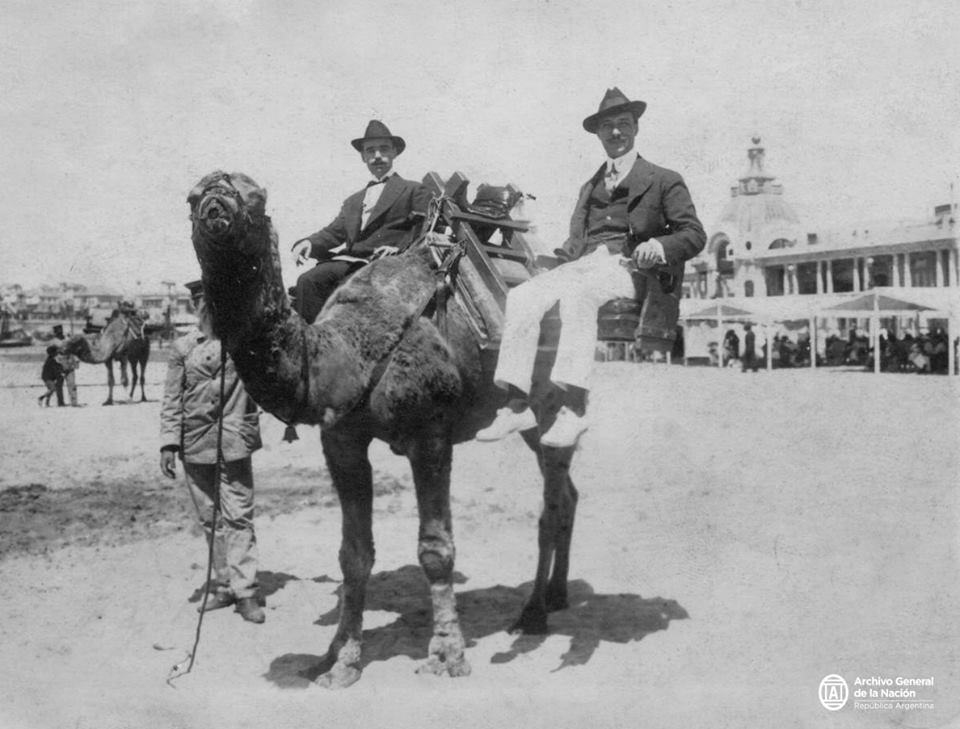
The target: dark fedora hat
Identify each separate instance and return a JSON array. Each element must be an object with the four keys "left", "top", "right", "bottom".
[
  {"left": 582, "top": 87, "right": 647, "bottom": 133},
  {"left": 184, "top": 279, "right": 204, "bottom": 301},
  {"left": 351, "top": 120, "right": 406, "bottom": 155}
]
